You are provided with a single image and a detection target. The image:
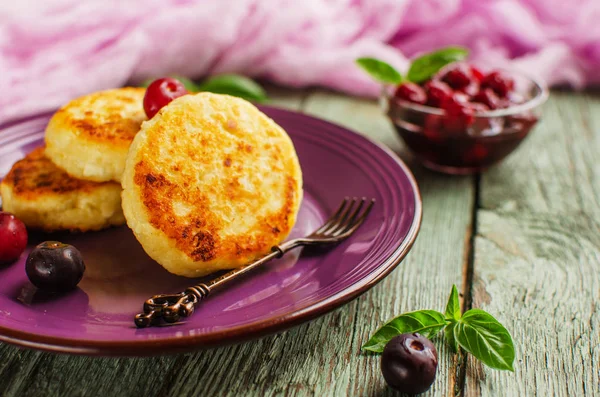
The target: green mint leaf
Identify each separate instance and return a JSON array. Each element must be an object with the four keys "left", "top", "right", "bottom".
[
  {"left": 445, "top": 322, "right": 460, "bottom": 352},
  {"left": 356, "top": 58, "right": 402, "bottom": 84},
  {"left": 362, "top": 310, "right": 447, "bottom": 353},
  {"left": 445, "top": 284, "right": 461, "bottom": 321},
  {"left": 171, "top": 76, "right": 201, "bottom": 92},
  {"left": 406, "top": 46, "right": 469, "bottom": 83},
  {"left": 454, "top": 309, "right": 515, "bottom": 371},
  {"left": 197, "top": 74, "right": 267, "bottom": 102},
  {"left": 140, "top": 76, "right": 201, "bottom": 92}
]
